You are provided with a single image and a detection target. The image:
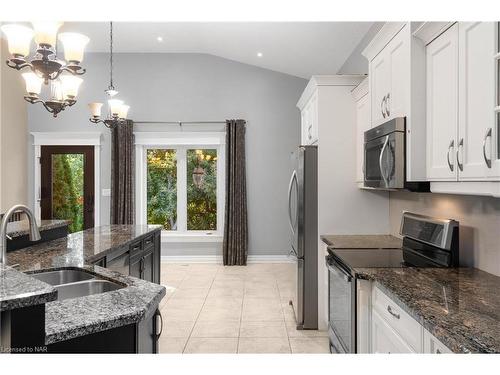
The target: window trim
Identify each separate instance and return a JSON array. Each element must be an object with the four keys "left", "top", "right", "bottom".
[{"left": 135, "top": 132, "right": 225, "bottom": 240}]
